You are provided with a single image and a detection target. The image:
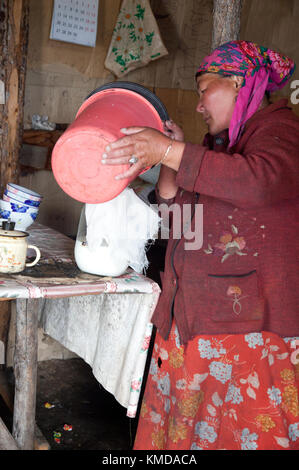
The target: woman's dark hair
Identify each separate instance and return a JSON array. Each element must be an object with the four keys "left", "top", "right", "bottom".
[{"left": 265, "top": 90, "right": 271, "bottom": 101}]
